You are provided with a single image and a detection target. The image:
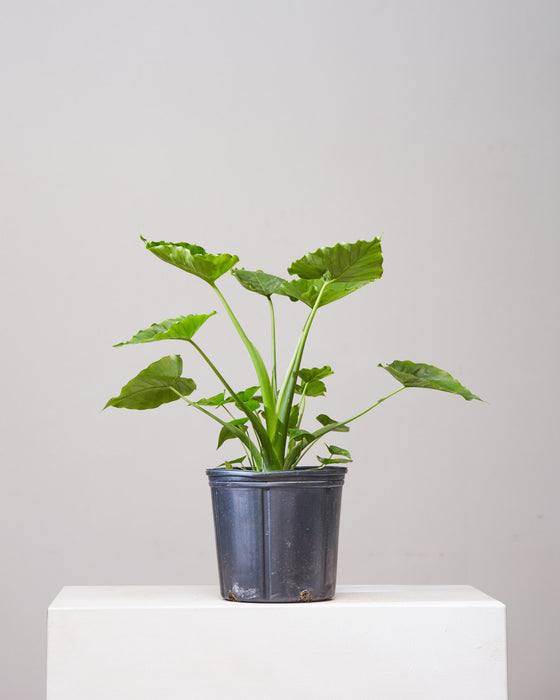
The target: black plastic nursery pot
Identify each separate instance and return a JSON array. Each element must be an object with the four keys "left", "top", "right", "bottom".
[{"left": 206, "top": 466, "right": 347, "bottom": 603}]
